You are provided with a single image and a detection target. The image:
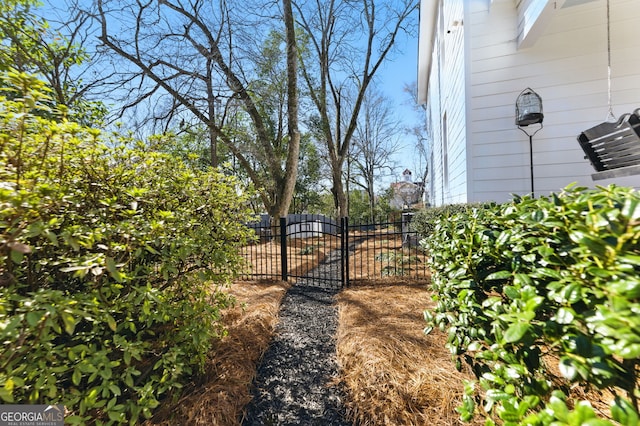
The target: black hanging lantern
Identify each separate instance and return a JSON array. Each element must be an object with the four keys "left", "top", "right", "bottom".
[{"left": 516, "top": 88, "right": 544, "bottom": 126}]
